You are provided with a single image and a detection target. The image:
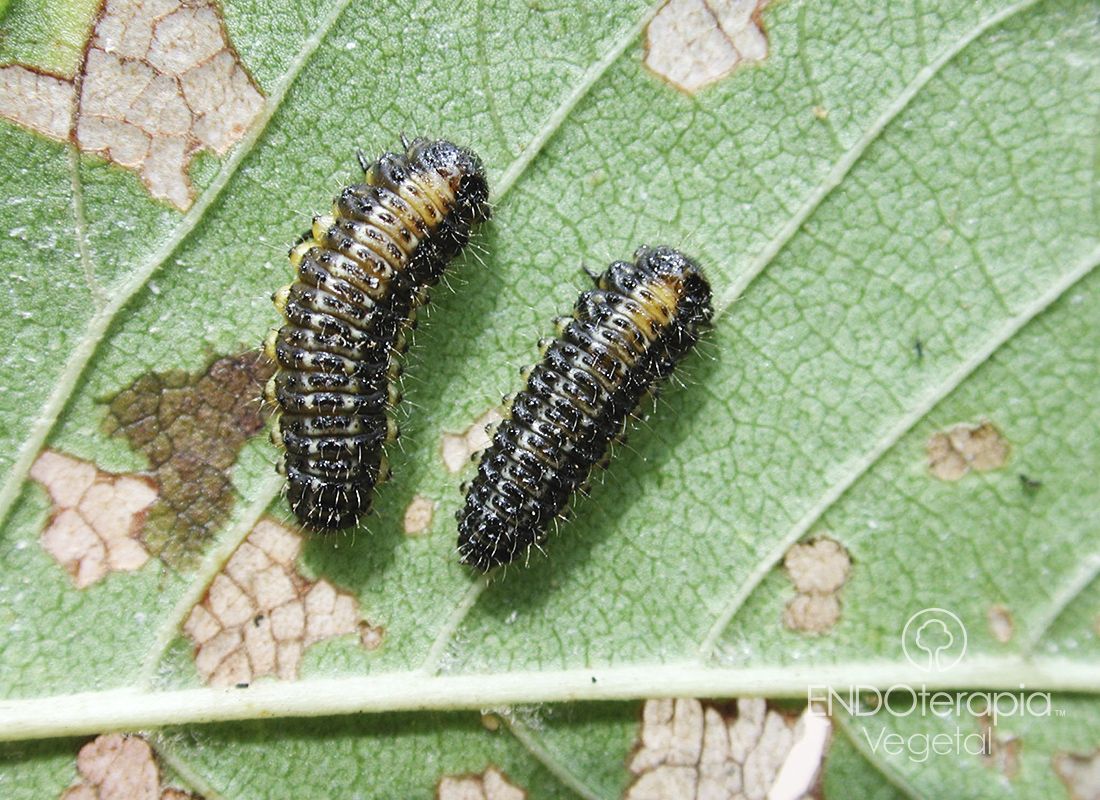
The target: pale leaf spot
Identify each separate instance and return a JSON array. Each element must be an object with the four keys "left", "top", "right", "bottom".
[
  {"left": 442, "top": 408, "right": 505, "bottom": 474},
  {"left": 184, "top": 518, "right": 363, "bottom": 685},
  {"left": 781, "top": 536, "right": 851, "bottom": 635},
  {"left": 60, "top": 785, "right": 98, "bottom": 800},
  {"left": 223, "top": 541, "right": 271, "bottom": 586},
  {"left": 193, "top": 627, "right": 241, "bottom": 676},
  {"left": 30, "top": 450, "right": 97, "bottom": 508},
  {"left": 927, "top": 421, "right": 1010, "bottom": 481},
  {"left": 252, "top": 564, "right": 298, "bottom": 609},
  {"left": 182, "top": 604, "right": 219, "bottom": 644},
  {"left": 358, "top": 620, "right": 385, "bottom": 650},
  {"left": 0, "top": 0, "right": 263, "bottom": 210},
  {"left": 644, "top": 0, "right": 770, "bottom": 93},
  {"left": 0, "top": 67, "right": 75, "bottom": 139},
  {"left": 270, "top": 601, "right": 305, "bottom": 642},
  {"left": 784, "top": 537, "right": 850, "bottom": 594},
  {"left": 628, "top": 698, "right": 815, "bottom": 800},
  {"left": 146, "top": 6, "right": 223, "bottom": 74},
  {"left": 243, "top": 613, "right": 277, "bottom": 676},
  {"left": 210, "top": 648, "right": 251, "bottom": 687},
  {"left": 250, "top": 517, "right": 301, "bottom": 564},
  {"left": 782, "top": 593, "right": 841, "bottom": 636},
  {"left": 206, "top": 574, "right": 253, "bottom": 628},
  {"left": 988, "top": 604, "right": 1015, "bottom": 644},
  {"left": 403, "top": 494, "right": 435, "bottom": 536},
  {"left": 181, "top": 51, "right": 263, "bottom": 154},
  {"left": 437, "top": 767, "right": 527, "bottom": 800},
  {"left": 981, "top": 721, "right": 1020, "bottom": 780},
  {"left": 61, "top": 734, "right": 197, "bottom": 800},
  {"left": 1054, "top": 749, "right": 1100, "bottom": 800},
  {"left": 276, "top": 640, "right": 302, "bottom": 680},
  {"left": 30, "top": 450, "right": 156, "bottom": 588}
]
